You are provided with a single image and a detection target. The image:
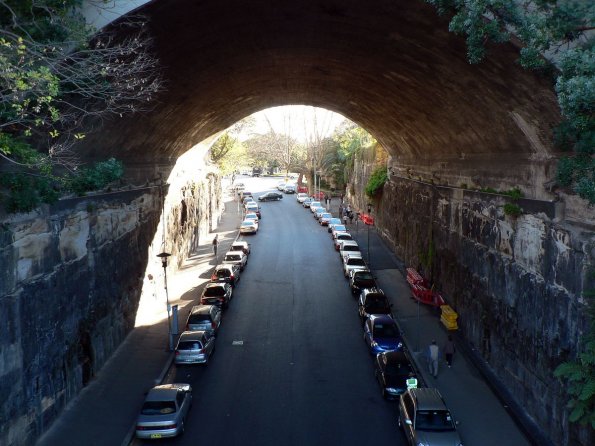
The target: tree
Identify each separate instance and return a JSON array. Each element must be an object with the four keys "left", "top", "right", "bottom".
[
  {"left": 423, "top": 0, "right": 595, "bottom": 203},
  {"left": 0, "top": 0, "right": 163, "bottom": 212}
]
